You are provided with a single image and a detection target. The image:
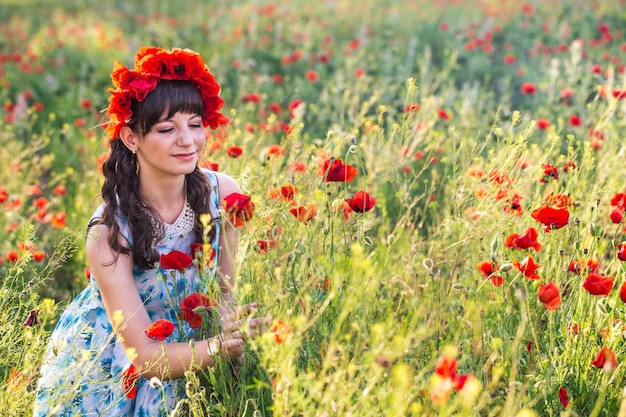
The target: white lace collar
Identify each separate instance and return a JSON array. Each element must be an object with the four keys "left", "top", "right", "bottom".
[{"left": 161, "top": 200, "right": 195, "bottom": 241}]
